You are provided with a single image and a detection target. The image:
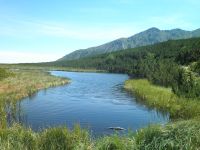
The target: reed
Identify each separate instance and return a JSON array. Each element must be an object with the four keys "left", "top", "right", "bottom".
[
  {"left": 125, "top": 79, "right": 200, "bottom": 119},
  {"left": 0, "top": 70, "right": 69, "bottom": 128},
  {"left": 134, "top": 119, "right": 200, "bottom": 150},
  {"left": 0, "top": 119, "right": 200, "bottom": 150}
]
